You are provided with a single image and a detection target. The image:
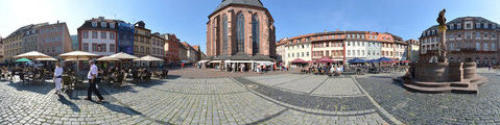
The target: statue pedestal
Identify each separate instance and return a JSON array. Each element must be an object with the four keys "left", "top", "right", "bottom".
[
  {"left": 415, "top": 62, "right": 448, "bottom": 82},
  {"left": 399, "top": 61, "right": 487, "bottom": 94}
]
